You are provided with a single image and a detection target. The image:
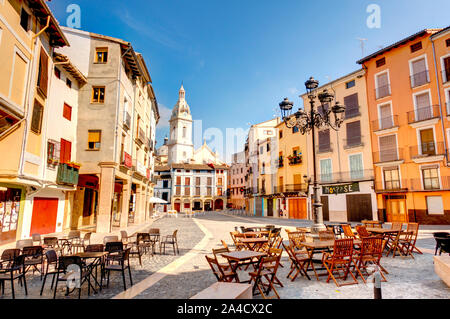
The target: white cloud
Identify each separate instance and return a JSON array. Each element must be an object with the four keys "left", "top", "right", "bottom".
[{"left": 157, "top": 104, "right": 172, "bottom": 129}]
